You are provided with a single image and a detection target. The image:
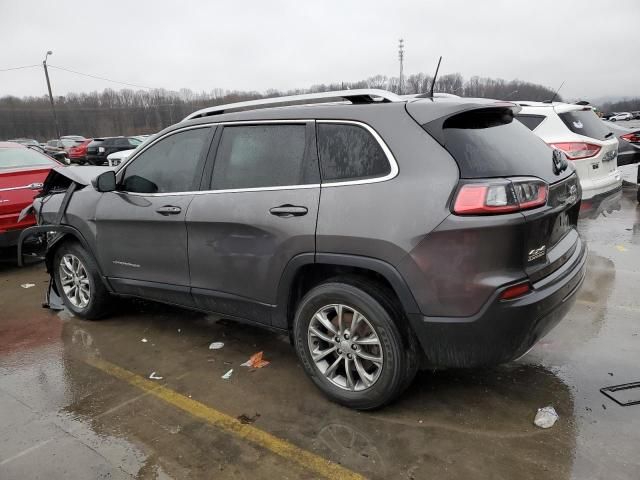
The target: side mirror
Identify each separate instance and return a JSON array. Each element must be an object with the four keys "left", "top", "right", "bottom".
[{"left": 93, "top": 170, "right": 116, "bottom": 192}]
